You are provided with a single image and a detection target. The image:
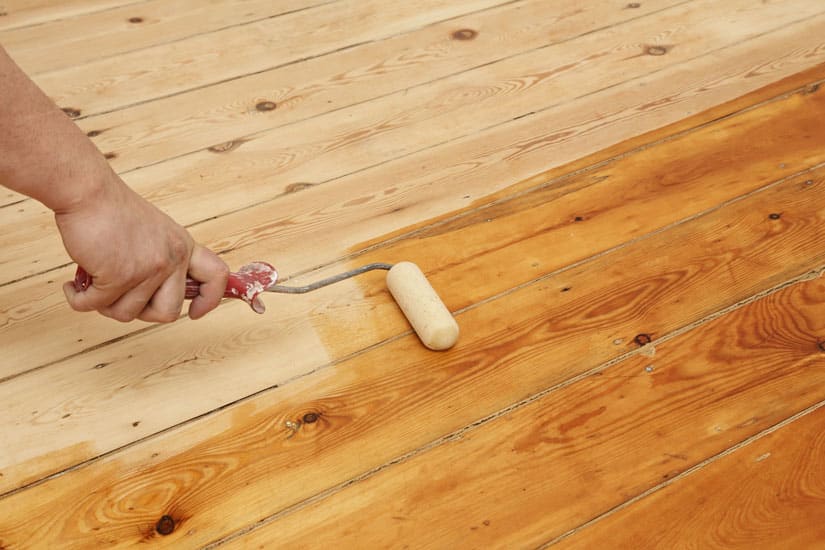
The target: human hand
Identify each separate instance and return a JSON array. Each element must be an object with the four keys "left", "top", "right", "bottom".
[{"left": 56, "top": 169, "right": 229, "bottom": 322}]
